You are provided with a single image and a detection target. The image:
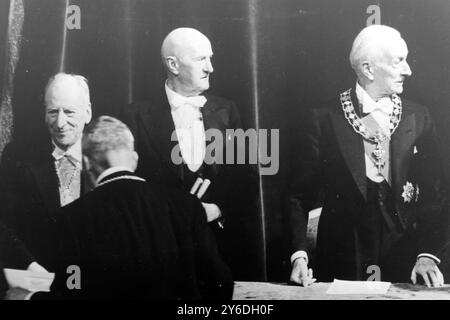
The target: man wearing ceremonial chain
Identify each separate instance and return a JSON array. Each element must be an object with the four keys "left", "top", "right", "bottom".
[{"left": 287, "top": 25, "right": 448, "bottom": 287}]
